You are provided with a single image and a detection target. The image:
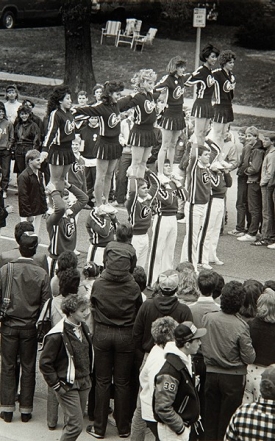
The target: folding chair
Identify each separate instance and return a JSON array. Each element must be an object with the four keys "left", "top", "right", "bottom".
[
  {"left": 116, "top": 19, "right": 142, "bottom": 48},
  {"left": 132, "top": 28, "right": 158, "bottom": 52},
  {"left": 100, "top": 21, "right": 121, "bottom": 45}
]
